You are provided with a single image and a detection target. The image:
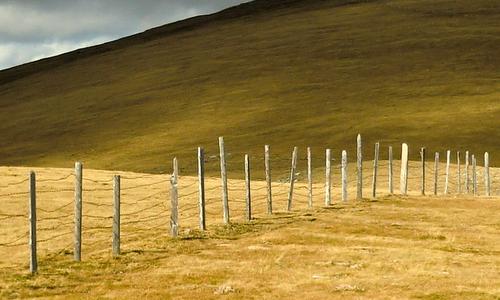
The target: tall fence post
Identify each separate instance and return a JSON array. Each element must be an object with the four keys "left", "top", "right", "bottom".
[
  {"left": 372, "top": 142, "right": 379, "bottom": 198},
  {"left": 457, "top": 151, "right": 461, "bottom": 194},
  {"left": 465, "top": 151, "right": 470, "bottom": 193},
  {"left": 307, "top": 147, "right": 313, "bottom": 208},
  {"left": 218, "top": 137, "right": 230, "bottom": 224},
  {"left": 472, "top": 155, "right": 477, "bottom": 196},
  {"left": 29, "top": 171, "right": 37, "bottom": 274},
  {"left": 74, "top": 162, "right": 82, "bottom": 262},
  {"left": 484, "top": 152, "right": 490, "bottom": 196},
  {"left": 342, "top": 150, "right": 348, "bottom": 202},
  {"left": 198, "top": 147, "right": 206, "bottom": 231},
  {"left": 112, "top": 175, "right": 120, "bottom": 257},
  {"left": 434, "top": 152, "right": 439, "bottom": 195},
  {"left": 420, "top": 147, "right": 426, "bottom": 195},
  {"left": 170, "top": 158, "right": 179, "bottom": 237},
  {"left": 245, "top": 154, "right": 252, "bottom": 221},
  {"left": 389, "top": 146, "right": 393, "bottom": 194},
  {"left": 444, "top": 150, "right": 451, "bottom": 195},
  {"left": 325, "top": 148, "right": 332, "bottom": 206},
  {"left": 356, "top": 134, "right": 363, "bottom": 199},
  {"left": 264, "top": 145, "right": 272, "bottom": 214},
  {"left": 287, "top": 147, "right": 298, "bottom": 211},
  {"left": 400, "top": 143, "right": 409, "bottom": 195}
]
